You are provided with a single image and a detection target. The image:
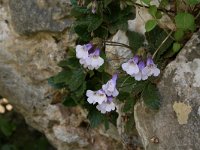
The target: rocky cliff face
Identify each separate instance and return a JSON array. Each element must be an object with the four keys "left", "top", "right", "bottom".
[
  {"left": 0, "top": 0, "right": 199, "bottom": 150},
  {"left": 0, "top": 0, "right": 123, "bottom": 149},
  {"left": 134, "top": 30, "right": 200, "bottom": 150}
]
